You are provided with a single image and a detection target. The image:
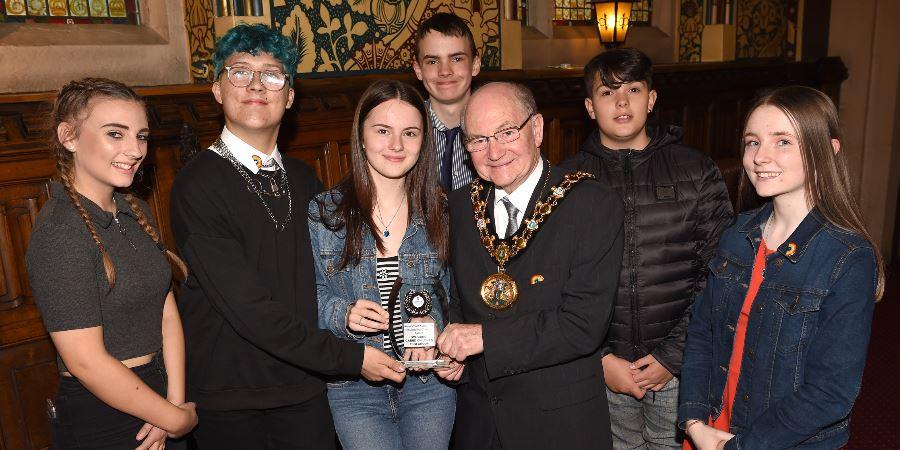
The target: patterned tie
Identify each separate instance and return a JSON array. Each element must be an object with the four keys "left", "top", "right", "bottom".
[
  {"left": 501, "top": 197, "right": 520, "bottom": 239},
  {"left": 440, "top": 127, "right": 461, "bottom": 191}
]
